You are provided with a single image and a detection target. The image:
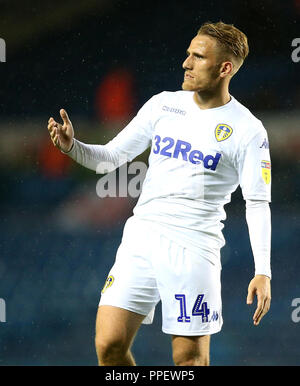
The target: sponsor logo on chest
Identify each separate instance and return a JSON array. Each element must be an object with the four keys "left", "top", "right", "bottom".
[{"left": 152, "top": 134, "right": 221, "bottom": 171}]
